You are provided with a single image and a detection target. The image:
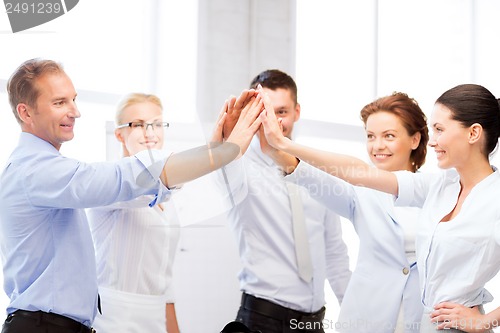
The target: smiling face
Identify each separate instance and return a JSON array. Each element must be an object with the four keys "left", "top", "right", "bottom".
[
  {"left": 18, "top": 72, "right": 79, "bottom": 150},
  {"left": 262, "top": 87, "right": 300, "bottom": 139},
  {"left": 429, "top": 103, "right": 470, "bottom": 169},
  {"left": 365, "top": 111, "right": 421, "bottom": 172},
  {"left": 115, "top": 101, "right": 164, "bottom": 156}
]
